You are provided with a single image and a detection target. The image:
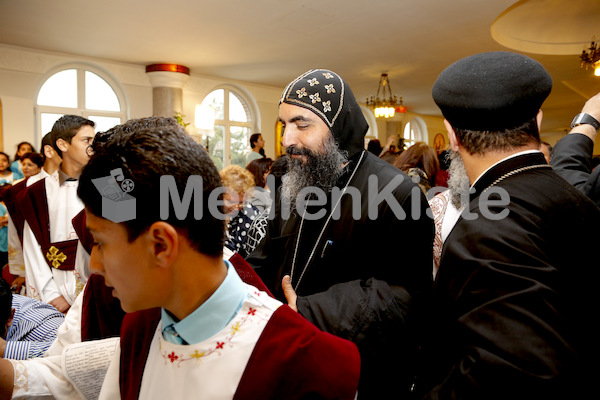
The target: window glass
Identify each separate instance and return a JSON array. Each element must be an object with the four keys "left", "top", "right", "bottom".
[
  {"left": 37, "top": 69, "right": 77, "bottom": 108},
  {"left": 209, "top": 125, "right": 225, "bottom": 170},
  {"left": 197, "top": 87, "right": 255, "bottom": 169},
  {"left": 88, "top": 116, "right": 121, "bottom": 133},
  {"left": 229, "top": 92, "right": 248, "bottom": 123},
  {"left": 85, "top": 72, "right": 120, "bottom": 111},
  {"left": 204, "top": 89, "right": 225, "bottom": 120},
  {"left": 40, "top": 113, "right": 64, "bottom": 135},
  {"left": 36, "top": 65, "right": 126, "bottom": 144},
  {"left": 230, "top": 126, "right": 251, "bottom": 167}
]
